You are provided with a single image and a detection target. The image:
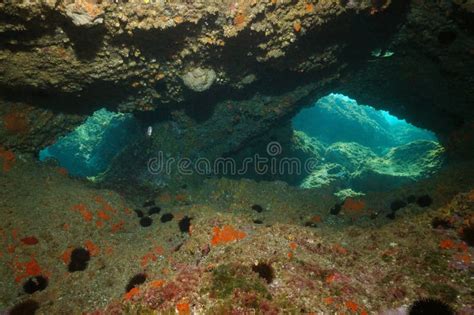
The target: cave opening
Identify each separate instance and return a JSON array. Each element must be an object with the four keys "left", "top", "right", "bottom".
[
  {"left": 292, "top": 93, "right": 438, "bottom": 153},
  {"left": 226, "top": 93, "right": 444, "bottom": 194},
  {"left": 288, "top": 93, "right": 444, "bottom": 192},
  {"left": 38, "top": 108, "right": 141, "bottom": 178},
  {"left": 36, "top": 94, "right": 445, "bottom": 197}
]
